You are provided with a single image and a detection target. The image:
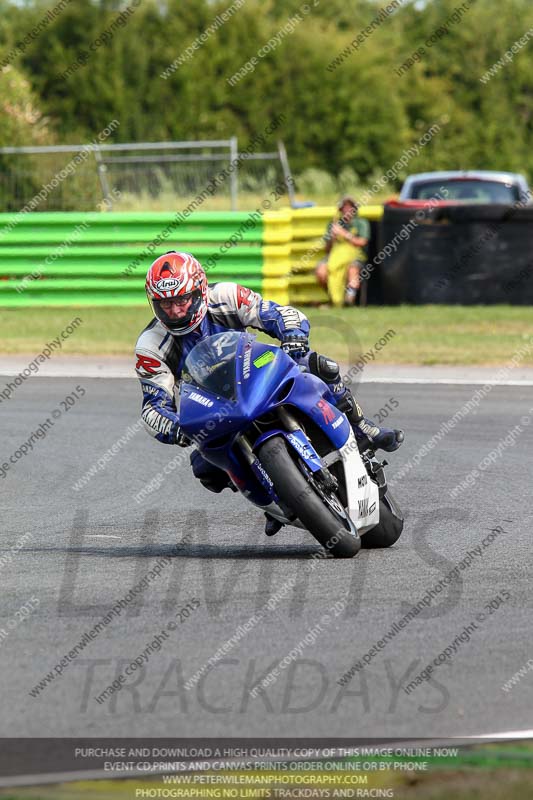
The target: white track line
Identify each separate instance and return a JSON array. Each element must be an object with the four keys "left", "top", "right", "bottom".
[
  {"left": 2, "top": 359, "right": 533, "bottom": 386},
  {"left": 1, "top": 369, "right": 533, "bottom": 386},
  {"left": 362, "top": 378, "right": 533, "bottom": 386},
  {"left": 0, "top": 369, "right": 135, "bottom": 379},
  {"left": 469, "top": 728, "right": 533, "bottom": 739}
]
